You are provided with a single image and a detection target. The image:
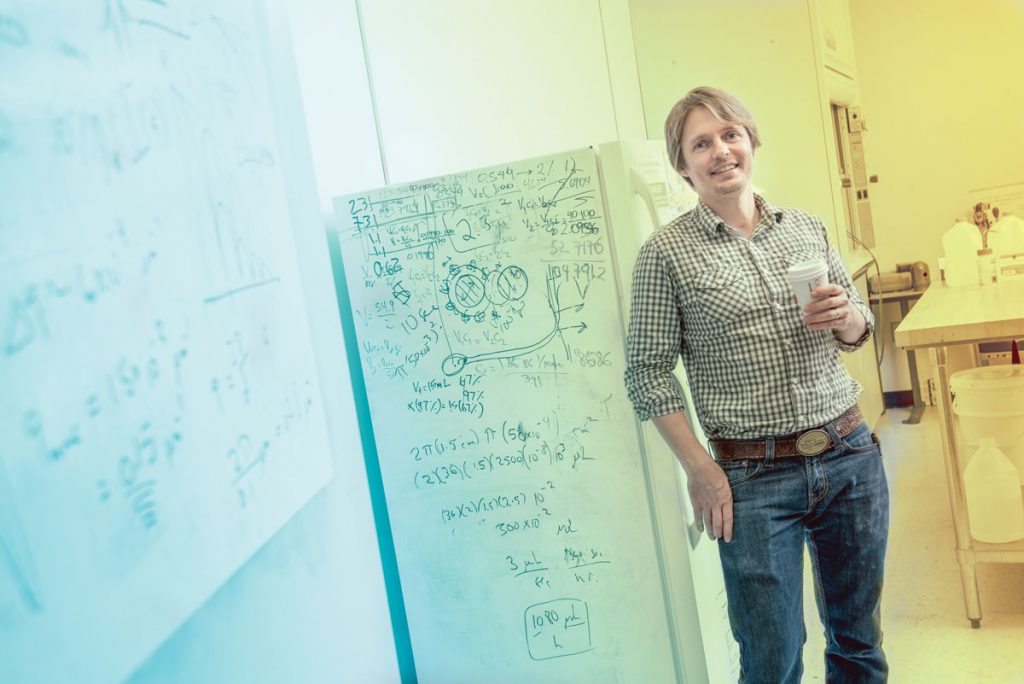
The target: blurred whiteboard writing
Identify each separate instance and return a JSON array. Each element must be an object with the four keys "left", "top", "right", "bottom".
[{"left": 0, "top": 1, "right": 333, "bottom": 681}]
